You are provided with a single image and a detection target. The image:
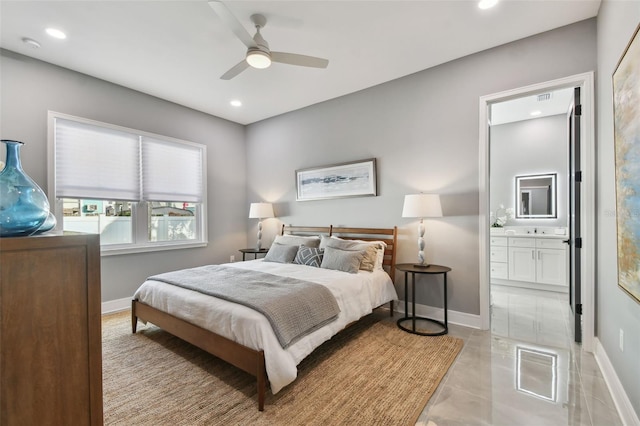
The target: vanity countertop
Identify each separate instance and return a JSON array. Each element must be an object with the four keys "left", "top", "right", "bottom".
[
  {"left": 490, "top": 227, "right": 568, "bottom": 239},
  {"left": 506, "top": 233, "right": 567, "bottom": 239}
]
